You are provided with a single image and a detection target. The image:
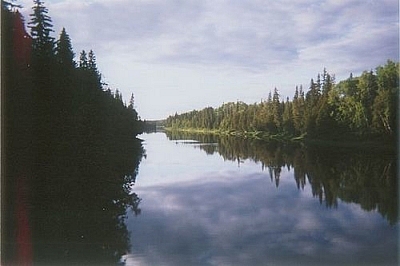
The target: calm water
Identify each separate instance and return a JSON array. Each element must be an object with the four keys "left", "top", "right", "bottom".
[{"left": 123, "top": 132, "right": 398, "bottom": 266}]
